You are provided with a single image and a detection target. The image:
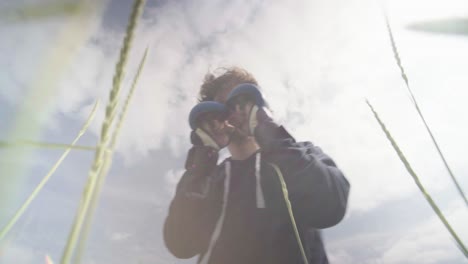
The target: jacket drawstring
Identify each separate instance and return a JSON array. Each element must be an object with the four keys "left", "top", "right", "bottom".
[
  {"left": 255, "top": 152, "right": 265, "bottom": 208},
  {"left": 200, "top": 161, "right": 231, "bottom": 264}
]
